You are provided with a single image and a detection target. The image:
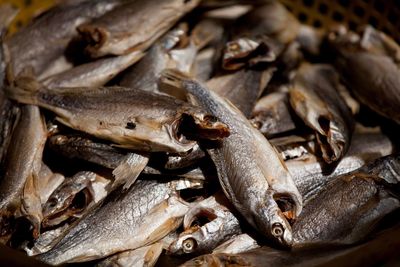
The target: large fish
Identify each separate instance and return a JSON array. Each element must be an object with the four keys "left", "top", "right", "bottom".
[
  {"left": 5, "top": 78, "right": 229, "bottom": 153},
  {"left": 38, "top": 180, "right": 194, "bottom": 264},
  {"left": 160, "top": 69, "right": 302, "bottom": 247},
  {"left": 78, "top": 0, "right": 200, "bottom": 58},
  {"left": 289, "top": 63, "right": 354, "bottom": 163}
]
